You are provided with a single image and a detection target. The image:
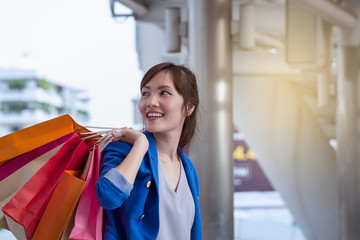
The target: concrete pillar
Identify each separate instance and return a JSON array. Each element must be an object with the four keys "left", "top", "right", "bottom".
[
  {"left": 187, "top": 0, "right": 233, "bottom": 239},
  {"left": 317, "top": 19, "right": 332, "bottom": 108},
  {"left": 165, "top": 7, "right": 181, "bottom": 53},
  {"left": 337, "top": 1, "right": 360, "bottom": 235},
  {"left": 239, "top": 2, "right": 255, "bottom": 50},
  {"left": 337, "top": 44, "right": 360, "bottom": 240}
]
